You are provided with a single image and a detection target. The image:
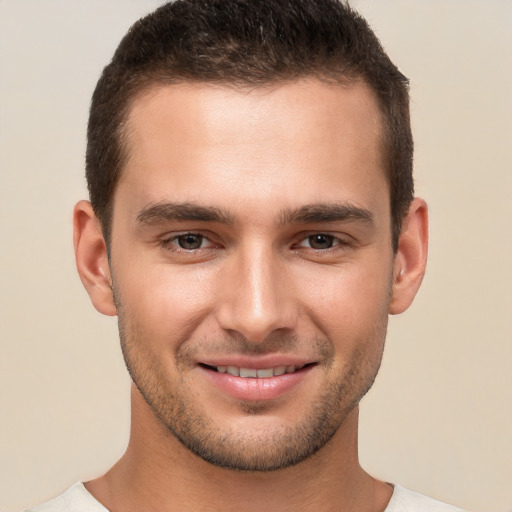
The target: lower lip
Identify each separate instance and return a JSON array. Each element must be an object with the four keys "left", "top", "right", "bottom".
[{"left": 199, "top": 366, "right": 314, "bottom": 401}]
